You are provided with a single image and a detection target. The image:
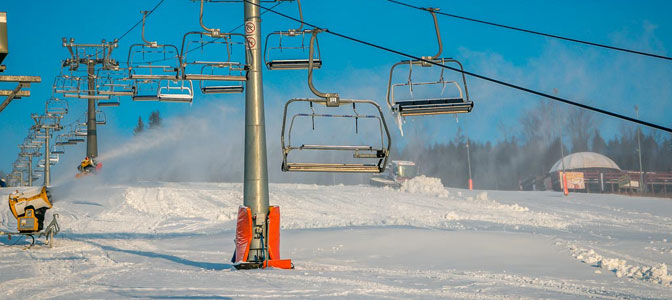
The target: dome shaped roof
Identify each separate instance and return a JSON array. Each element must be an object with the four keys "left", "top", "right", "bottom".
[{"left": 549, "top": 152, "right": 620, "bottom": 173}]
